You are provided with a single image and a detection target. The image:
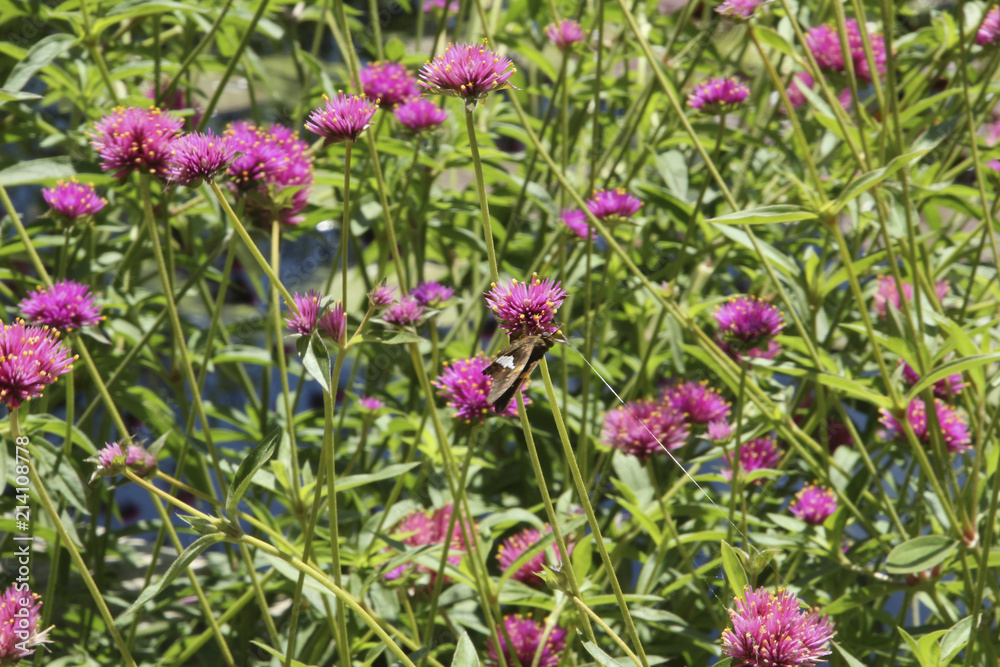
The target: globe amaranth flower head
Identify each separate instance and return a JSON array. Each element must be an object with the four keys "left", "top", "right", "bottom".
[
  {"left": 360, "top": 62, "right": 420, "bottom": 108},
  {"left": 602, "top": 398, "right": 689, "bottom": 461},
  {"left": 484, "top": 274, "right": 567, "bottom": 338},
  {"left": 166, "top": 131, "right": 238, "bottom": 186},
  {"left": 42, "top": 179, "right": 106, "bottom": 225},
  {"left": 18, "top": 280, "right": 102, "bottom": 332},
  {"left": 0, "top": 585, "right": 52, "bottom": 663},
  {"left": 90, "top": 106, "right": 184, "bottom": 179},
  {"left": 0, "top": 319, "right": 75, "bottom": 409},
  {"left": 688, "top": 77, "right": 750, "bottom": 115},
  {"left": 586, "top": 188, "right": 642, "bottom": 221},
  {"left": 872, "top": 275, "right": 949, "bottom": 319},
  {"left": 284, "top": 291, "right": 346, "bottom": 344},
  {"left": 806, "top": 19, "right": 886, "bottom": 82},
  {"left": 393, "top": 97, "right": 449, "bottom": 133},
  {"left": 419, "top": 41, "right": 518, "bottom": 106},
  {"left": 784, "top": 71, "right": 814, "bottom": 111},
  {"left": 976, "top": 6, "right": 1000, "bottom": 46},
  {"left": 900, "top": 361, "right": 966, "bottom": 399},
  {"left": 485, "top": 615, "right": 567, "bottom": 667},
  {"left": 722, "top": 586, "right": 835, "bottom": 667},
  {"left": 545, "top": 19, "right": 586, "bottom": 50},
  {"left": 384, "top": 297, "right": 424, "bottom": 327},
  {"left": 358, "top": 395, "right": 384, "bottom": 412},
  {"left": 879, "top": 398, "right": 971, "bottom": 453},
  {"left": 716, "top": 0, "right": 769, "bottom": 20},
  {"left": 87, "top": 441, "right": 158, "bottom": 484},
  {"left": 561, "top": 208, "right": 595, "bottom": 240},
  {"left": 368, "top": 282, "right": 398, "bottom": 308},
  {"left": 436, "top": 354, "right": 526, "bottom": 422},
  {"left": 663, "top": 379, "right": 731, "bottom": 425},
  {"left": 714, "top": 296, "right": 785, "bottom": 352},
  {"left": 722, "top": 436, "right": 782, "bottom": 481},
  {"left": 496, "top": 525, "right": 570, "bottom": 588},
  {"left": 411, "top": 281, "right": 455, "bottom": 307},
  {"left": 385, "top": 504, "right": 470, "bottom": 583},
  {"left": 306, "top": 92, "right": 380, "bottom": 145},
  {"left": 789, "top": 483, "right": 838, "bottom": 524},
  {"left": 225, "top": 121, "right": 313, "bottom": 226}
]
